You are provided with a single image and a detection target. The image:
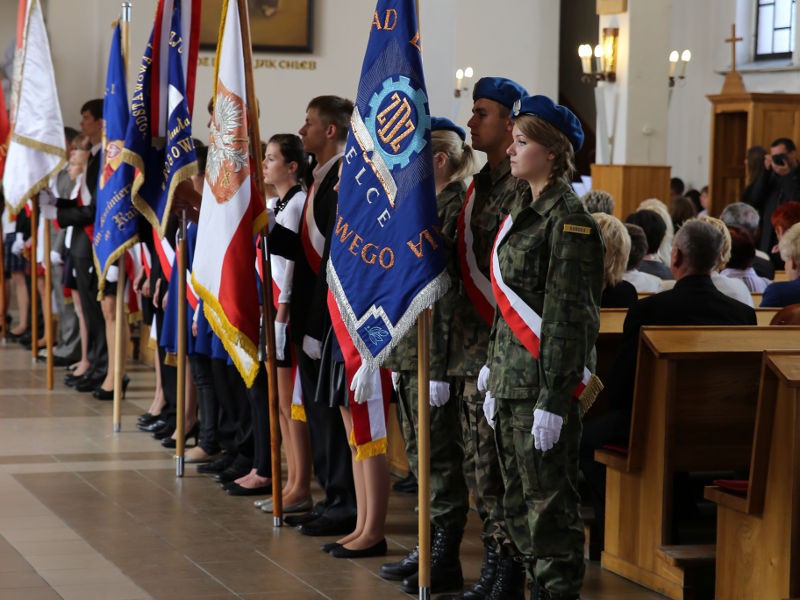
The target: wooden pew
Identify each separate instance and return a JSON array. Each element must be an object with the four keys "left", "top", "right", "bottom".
[
  {"left": 596, "top": 326, "right": 800, "bottom": 600},
  {"left": 638, "top": 291, "right": 764, "bottom": 306},
  {"left": 705, "top": 352, "right": 800, "bottom": 600}
]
